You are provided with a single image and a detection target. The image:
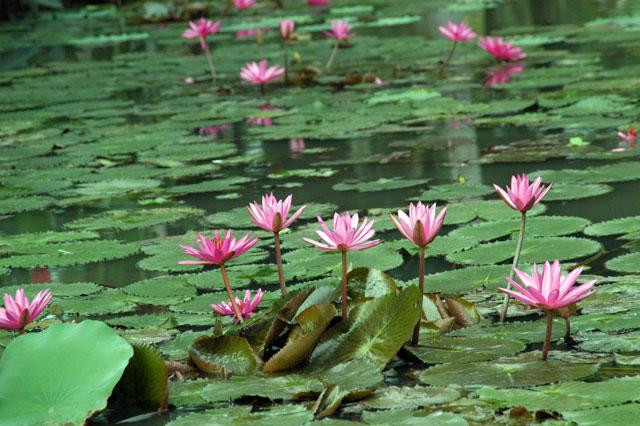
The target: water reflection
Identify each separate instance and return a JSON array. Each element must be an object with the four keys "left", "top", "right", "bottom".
[
  {"left": 484, "top": 63, "right": 525, "bottom": 88},
  {"left": 198, "top": 123, "right": 230, "bottom": 138},
  {"left": 246, "top": 105, "right": 277, "bottom": 127},
  {"left": 289, "top": 138, "right": 305, "bottom": 159}
]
